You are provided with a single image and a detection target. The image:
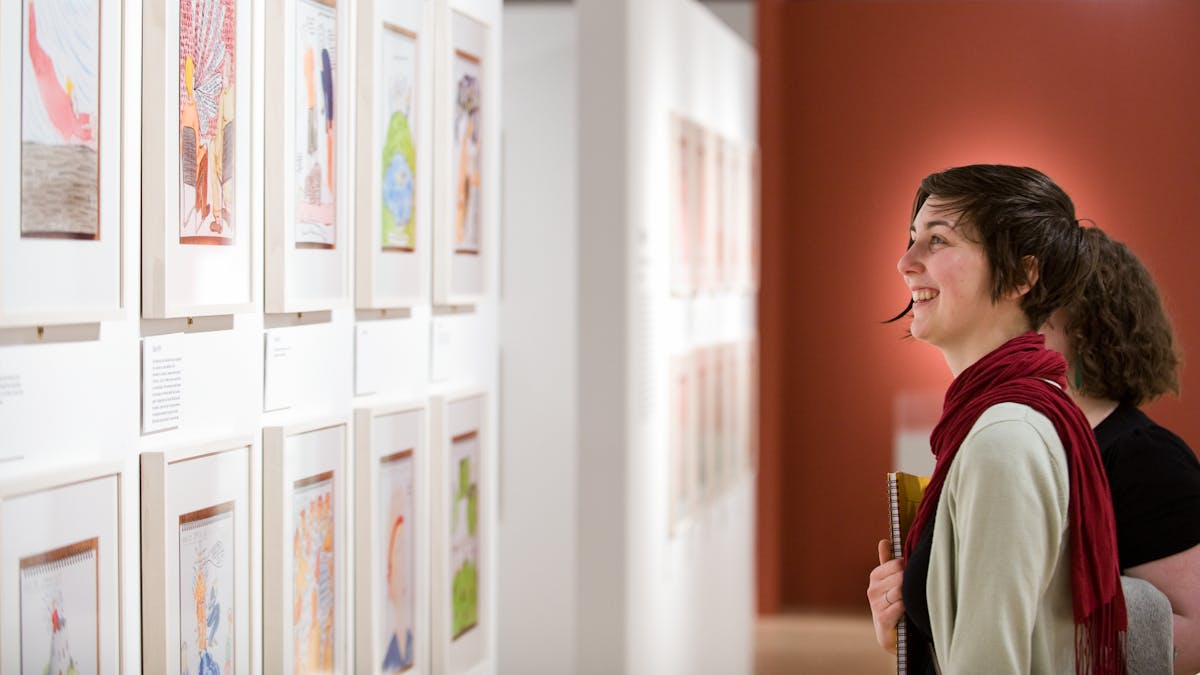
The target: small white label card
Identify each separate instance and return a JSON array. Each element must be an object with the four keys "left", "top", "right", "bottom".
[
  {"left": 354, "top": 322, "right": 385, "bottom": 396},
  {"left": 263, "top": 329, "right": 298, "bottom": 412},
  {"left": 142, "top": 332, "right": 186, "bottom": 434},
  {"left": 430, "top": 316, "right": 453, "bottom": 382}
]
